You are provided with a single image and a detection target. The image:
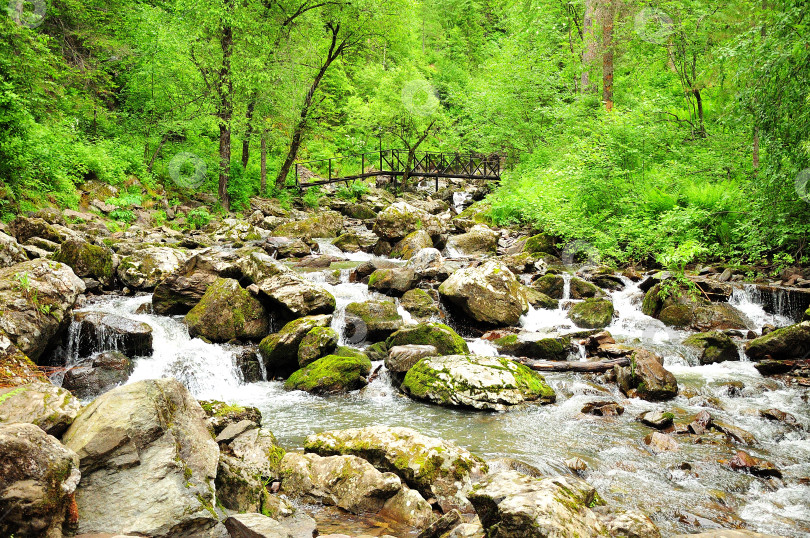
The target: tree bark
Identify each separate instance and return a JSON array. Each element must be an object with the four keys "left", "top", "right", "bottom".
[
  {"left": 601, "top": 0, "right": 616, "bottom": 111},
  {"left": 217, "top": 6, "right": 234, "bottom": 210},
  {"left": 242, "top": 99, "right": 256, "bottom": 169},
  {"left": 581, "top": 0, "right": 596, "bottom": 93}
]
